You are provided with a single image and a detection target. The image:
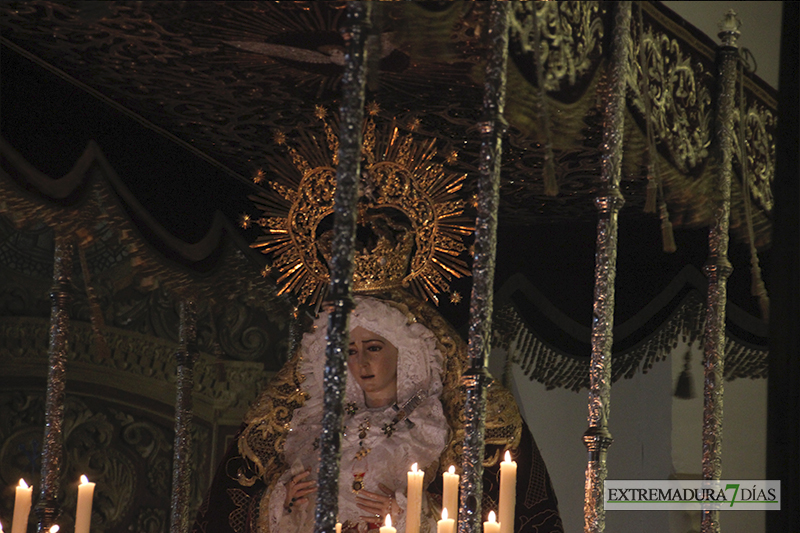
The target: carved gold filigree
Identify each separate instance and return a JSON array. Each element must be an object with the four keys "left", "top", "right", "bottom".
[
  {"left": 0, "top": 391, "right": 213, "bottom": 531},
  {"left": 134, "top": 508, "right": 168, "bottom": 533},
  {"left": 0, "top": 394, "right": 179, "bottom": 531},
  {"left": 0, "top": 317, "right": 270, "bottom": 416},
  {"left": 510, "top": 1, "right": 604, "bottom": 91},
  {"left": 115, "top": 413, "right": 173, "bottom": 496},
  {"left": 249, "top": 109, "right": 473, "bottom": 307}
]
